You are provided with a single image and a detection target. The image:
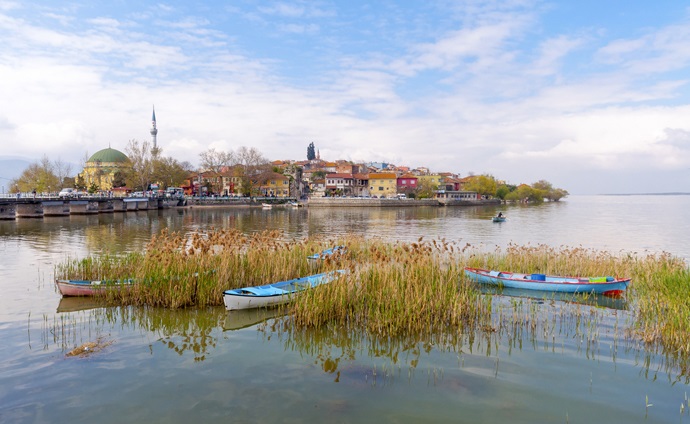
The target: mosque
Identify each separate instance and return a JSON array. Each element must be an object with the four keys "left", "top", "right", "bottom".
[{"left": 78, "top": 108, "right": 157, "bottom": 192}]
